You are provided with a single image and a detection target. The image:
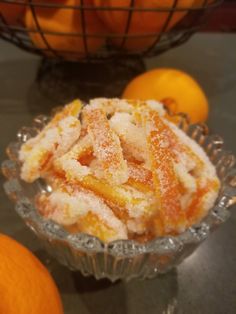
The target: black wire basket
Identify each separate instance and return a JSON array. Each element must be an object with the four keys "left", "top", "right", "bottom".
[{"left": 0, "top": 0, "right": 222, "bottom": 61}]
